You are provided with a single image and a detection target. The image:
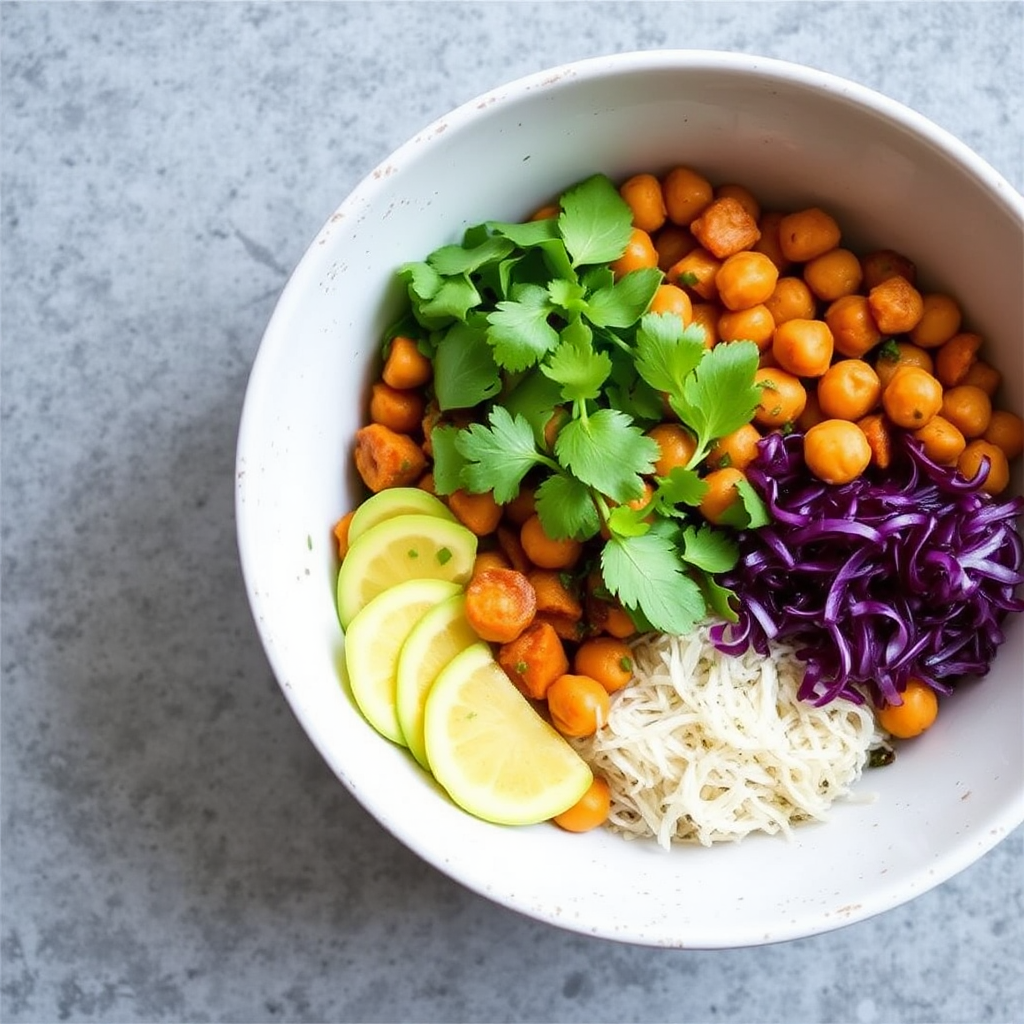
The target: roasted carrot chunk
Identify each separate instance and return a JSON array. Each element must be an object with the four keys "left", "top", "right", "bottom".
[
  {"left": 353, "top": 423, "right": 427, "bottom": 493},
  {"left": 464, "top": 567, "right": 537, "bottom": 644},
  {"left": 689, "top": 196, "right": 761, "bottom": 258},
  {"left": 498, "top": 620, "right": 570, "bottom": 700}
]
